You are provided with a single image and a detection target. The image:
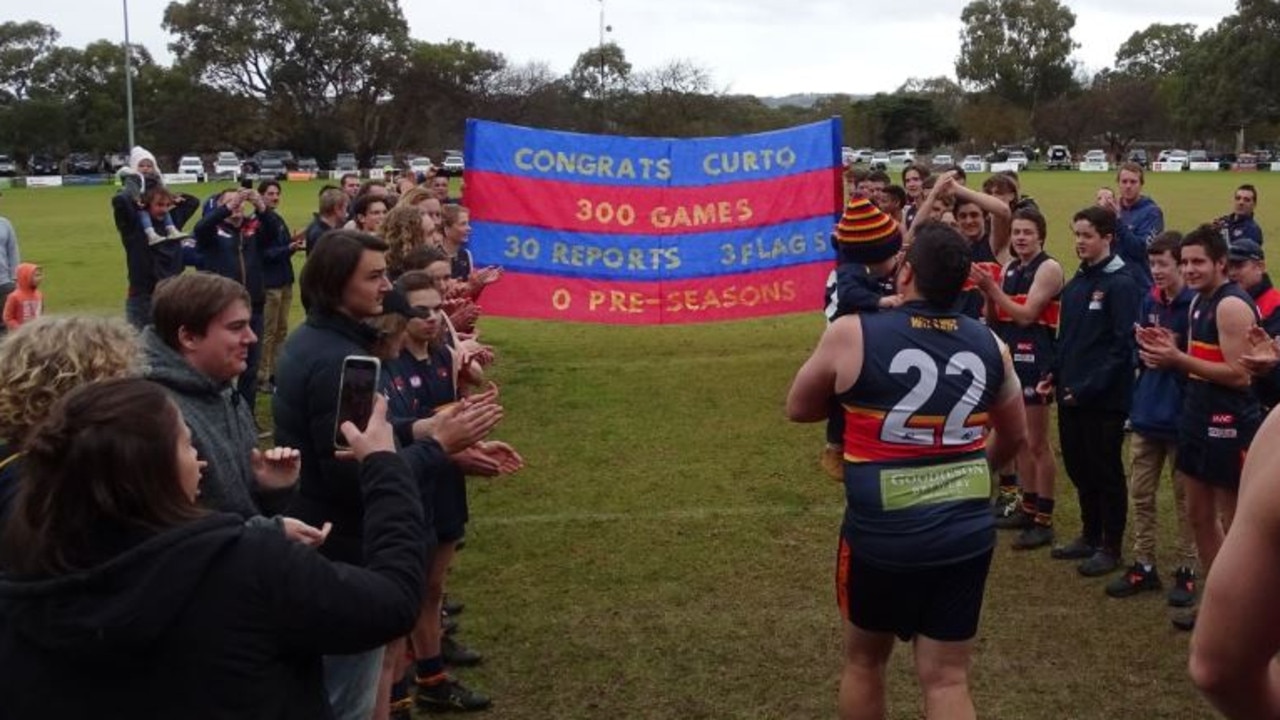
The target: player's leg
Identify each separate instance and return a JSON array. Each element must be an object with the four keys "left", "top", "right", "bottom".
[
  {"left": 839, "top": 621, "right": 895, "bottom": 720},
  {"left": 913, "top": 636, "right": 977, "bottom": 720}
]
